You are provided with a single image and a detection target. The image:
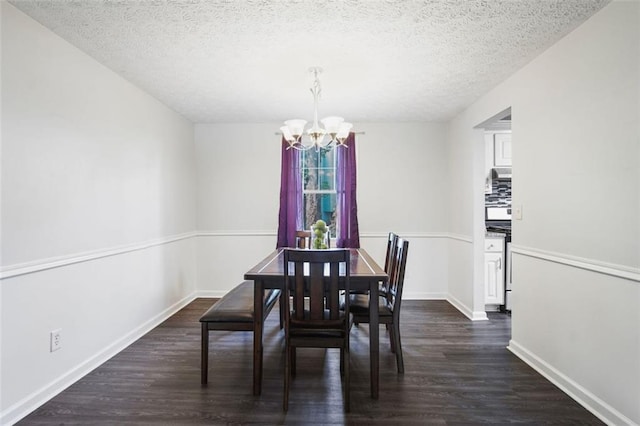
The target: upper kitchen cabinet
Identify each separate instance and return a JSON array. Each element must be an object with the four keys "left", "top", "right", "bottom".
[
  {"left": 484, "top": 130, "right": 512, "bottom": 193},
  {"left": 493, "top": 132, "right": 512, "bottom": 167}
]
